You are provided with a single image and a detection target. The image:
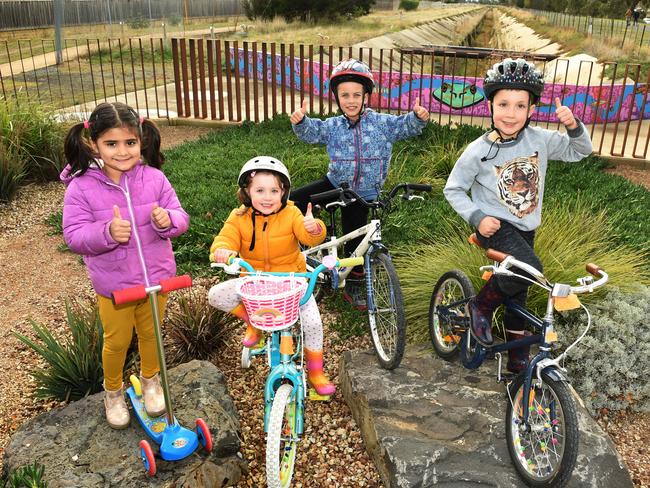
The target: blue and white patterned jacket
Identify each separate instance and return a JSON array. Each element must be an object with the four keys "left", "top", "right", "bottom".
[{"left": 292, "top": 109, "right": 427, "bottom": 200}]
